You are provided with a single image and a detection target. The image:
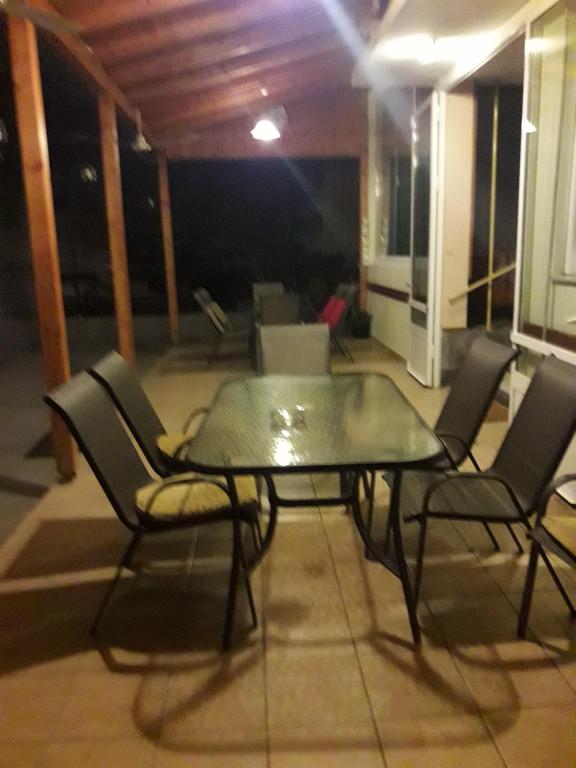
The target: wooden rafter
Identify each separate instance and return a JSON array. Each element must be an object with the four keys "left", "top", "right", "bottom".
[
  {"left": 126, "top": 33, "right": 339, "bottom": 105},
  {"left": 141, "top": 41, "right": 346, "bottom": 115},
  {"left": 114, "top": 13, "right": 331, "bottom": 90},
  {"left": 148, "top": 56, "right": 351, "bottom": 132}
]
